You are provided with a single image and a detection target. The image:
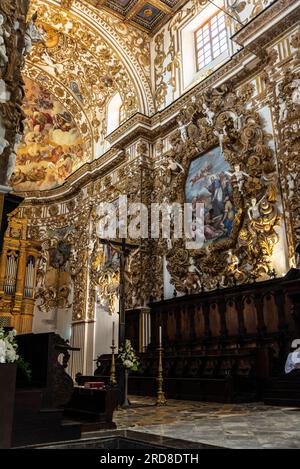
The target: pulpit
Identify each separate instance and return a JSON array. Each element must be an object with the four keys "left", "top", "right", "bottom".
[
  {"left": 16, "top": 332, "right": 78, "bottom": 407},
  {"left": 11, "top": 332, "right": 81, "bottom": 447}
]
